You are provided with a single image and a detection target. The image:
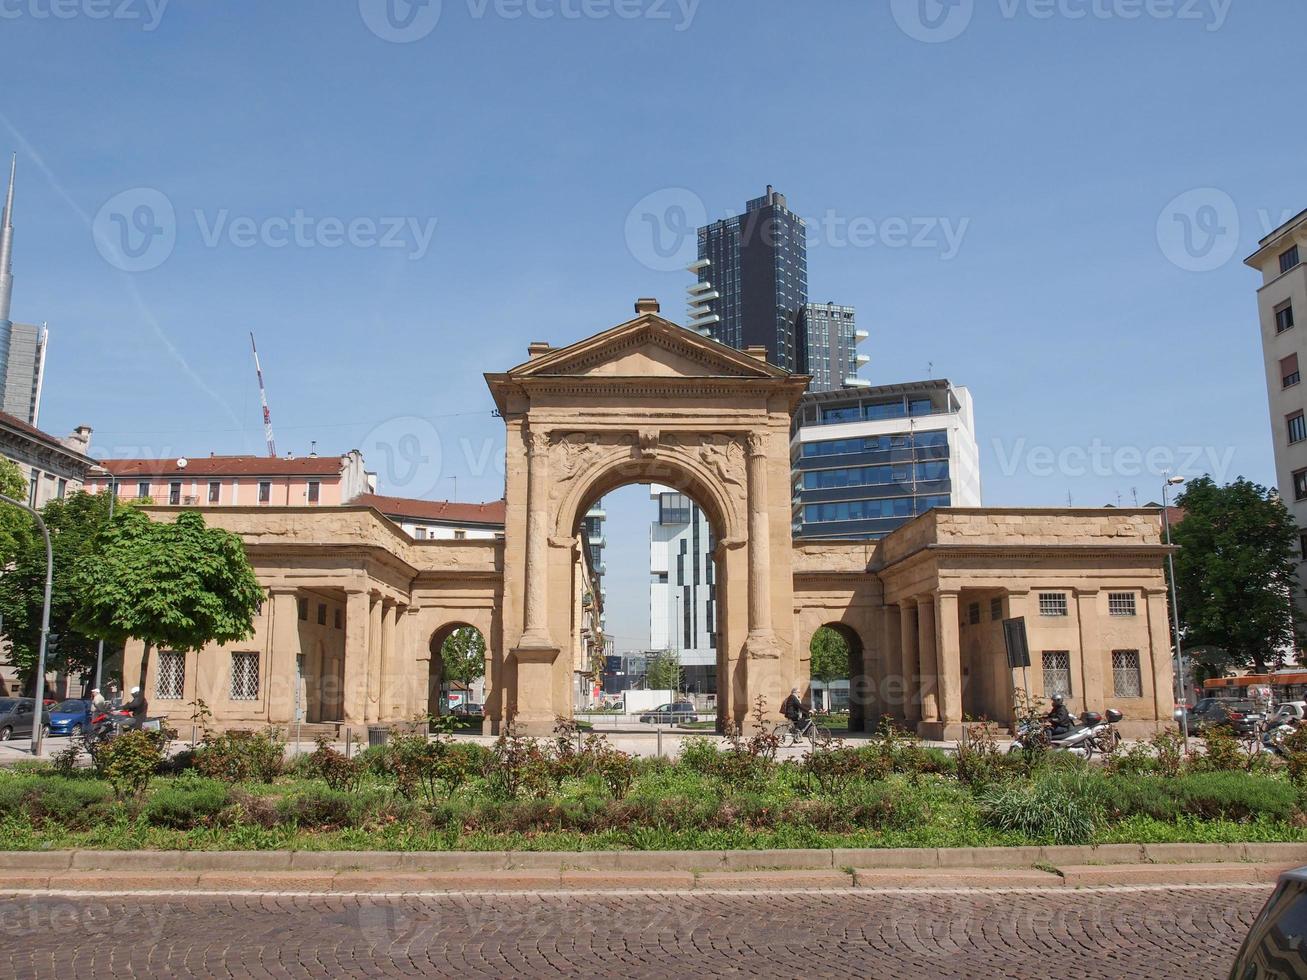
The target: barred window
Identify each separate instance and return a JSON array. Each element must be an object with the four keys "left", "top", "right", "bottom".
[
  {"left": 156, "top": 650, "right": 185, "bottom": 700},
  {"left": 968, "top": 602, "right": 980, "bottom": 625},
  {"left": 1112, "top": 650, "right": 1143, "bottom": 698},
  {"left": 230, "top": 652, "right": 260, "bottom": 701},
  {"left": 990, "top": 597, "right": 1003, "bottom": 621},
  {"left": 1039, "top": 593, "right": 1068, "bottom": 617},
  {"left": 1108, "top": 592, "right": 1137, "bottom": 617},
  {"left": 1042, "top": 651, "right": 1072, "bottom": 699}
]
